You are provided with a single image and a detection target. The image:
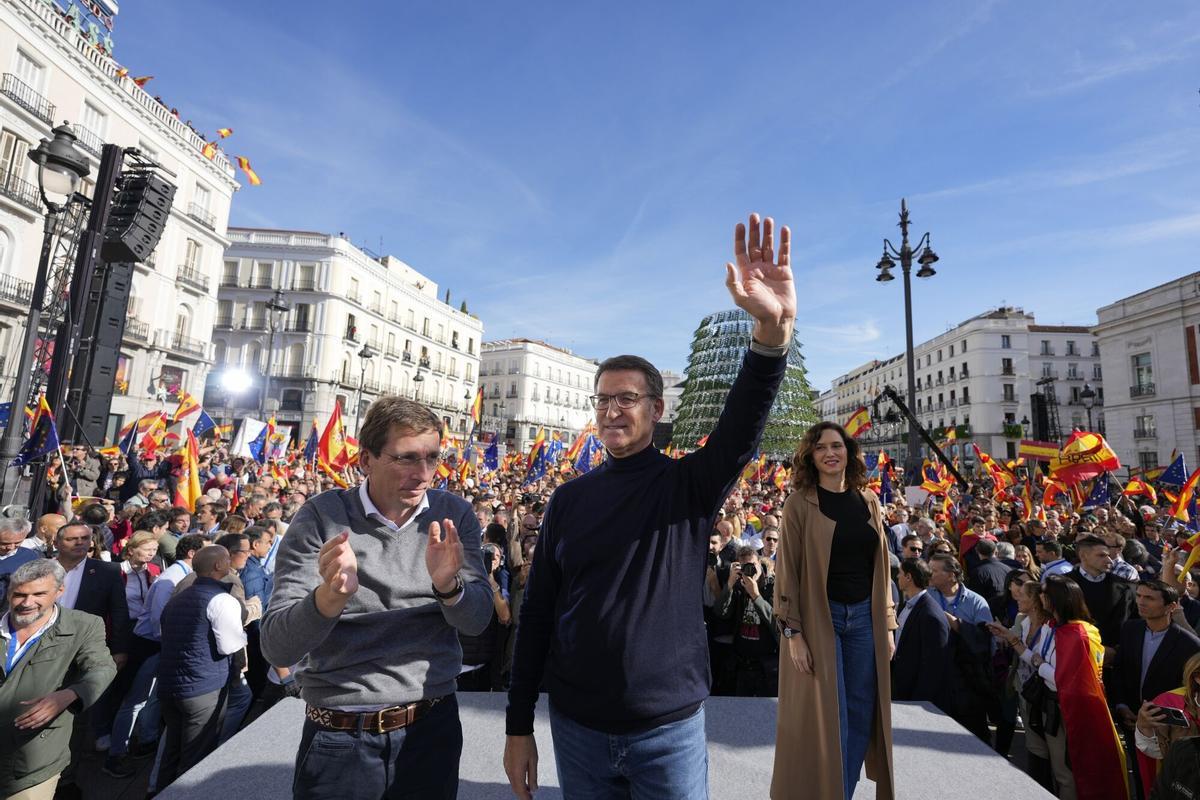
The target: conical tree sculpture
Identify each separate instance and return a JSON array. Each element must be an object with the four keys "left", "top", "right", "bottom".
[{"left": 671, "top": 309, "right": 818, "bottom": 459}]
